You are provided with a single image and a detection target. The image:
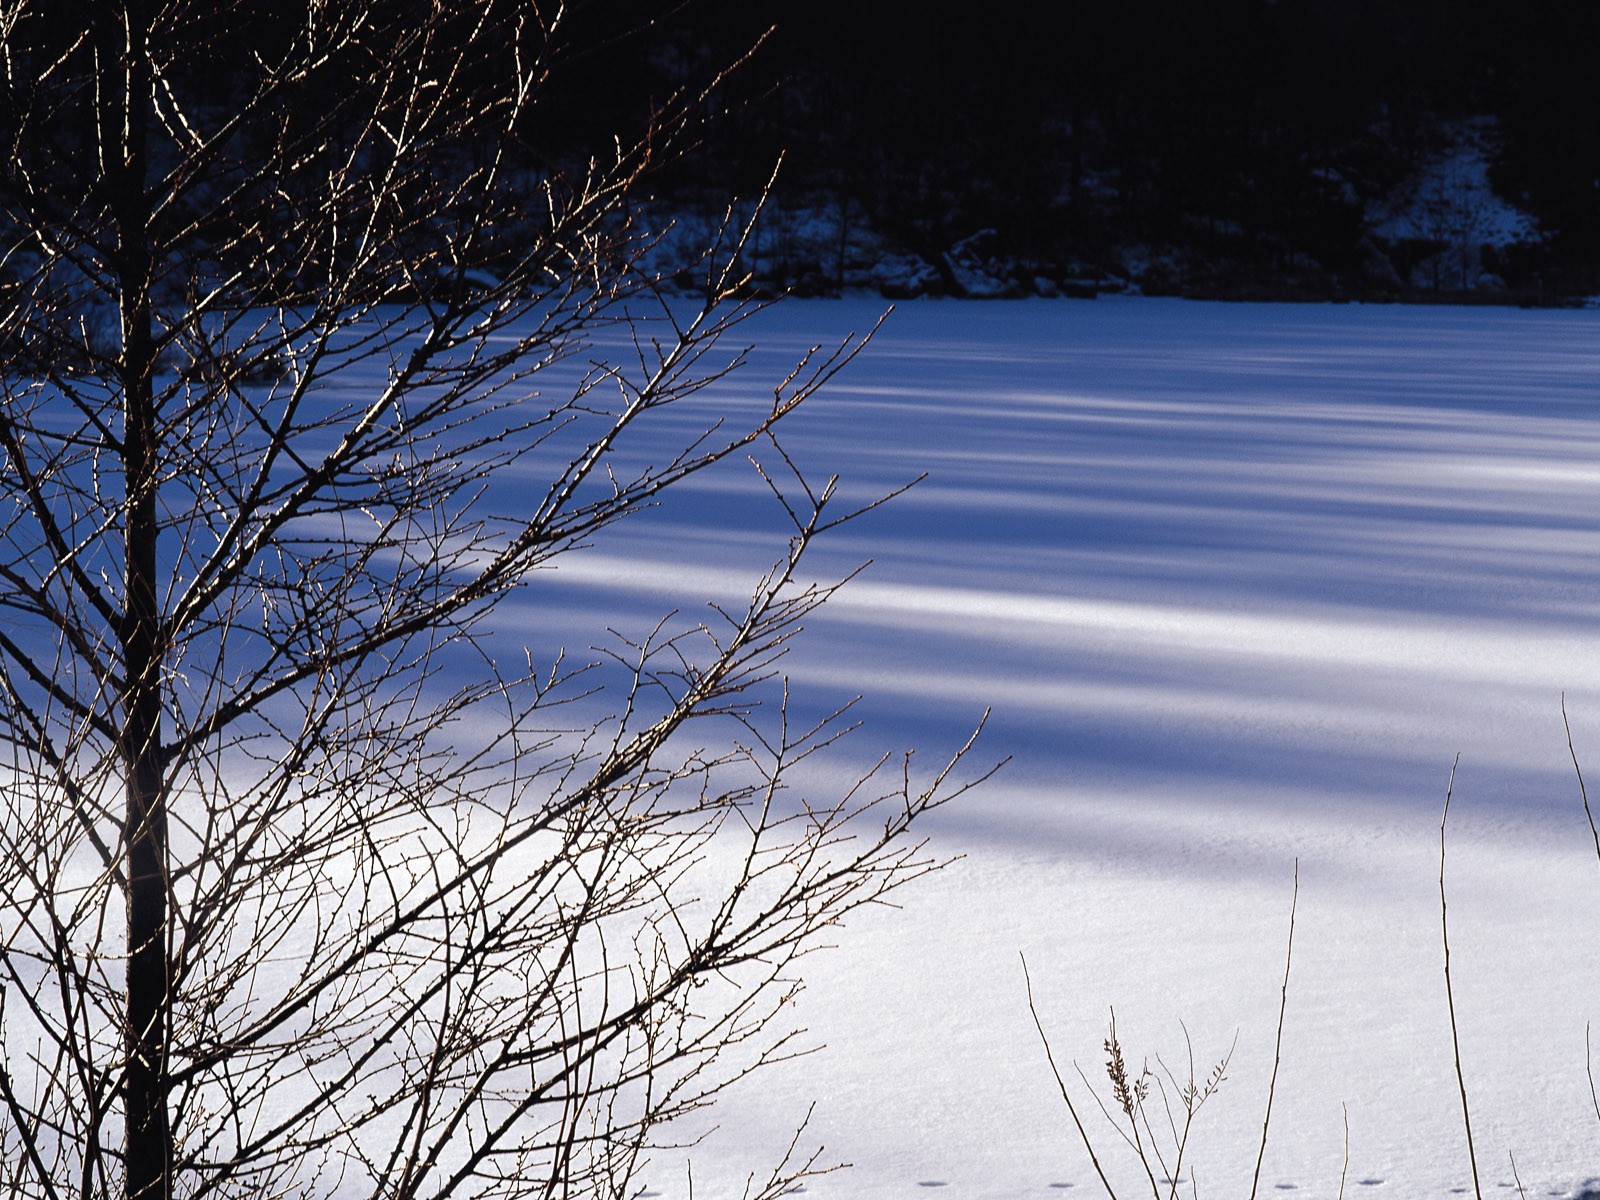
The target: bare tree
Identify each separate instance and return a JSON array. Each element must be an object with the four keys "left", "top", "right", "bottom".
[{"left": 0, "top": 4, "right": 986, "bottom": 1199}]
